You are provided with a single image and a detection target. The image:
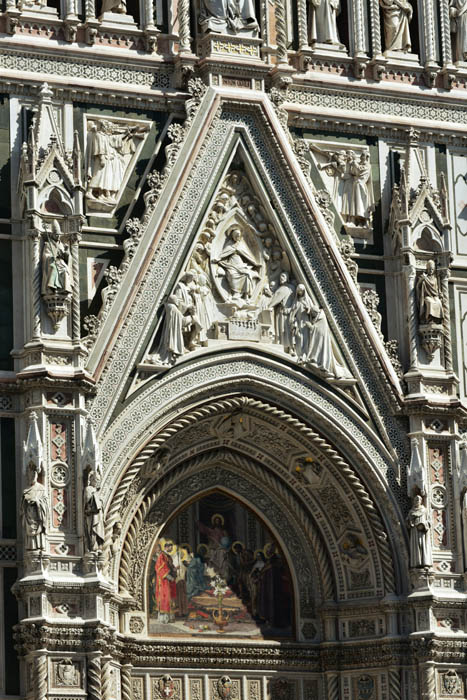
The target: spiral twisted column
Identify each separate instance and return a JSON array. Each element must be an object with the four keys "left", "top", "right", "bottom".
[
  {"left": 440, "top": 0, "right": 453, "bottom": 65},
  {"left": 121, "top": 664, "right": 132, "bottom": 700},
  {"left": 178, "top": 0, "right": 191, "bottom": 53},
  {"left": 85, "top": 0, "right": 95, "bottom": 20},
  {"left": 297, "top": 0, "right": 308, "bottom": 50},
  {"left": 274, "top": 0, "right": 288, "bottom": 64},
  {"left": 326, "top": 673, "right": 339, "bottom": 700},
  {"left": 369, "top": 0, "right": 383, "bottom": 57},
  {"left": 31, "top": 232, "right": 41, "bottom": 341},
  {"left": 71, "top": 235, "right": 80, "bottom": 340},
  {"left": 87, "top": 653, "right": 102, "bottom": 700},
  {"left": 388, "top": 669, "right": 401, "bottom": 700},
  {"left": 35, "top": 653, "right": 48, "bottom": 700},
  {"left": 441, "top": 268, "right": 453, "bottom": 370}
]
